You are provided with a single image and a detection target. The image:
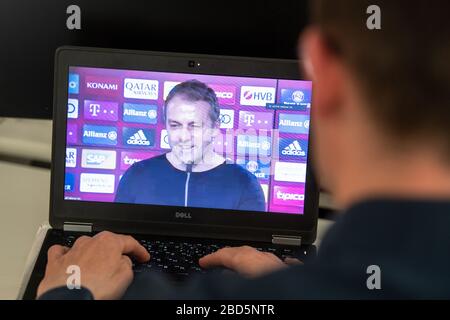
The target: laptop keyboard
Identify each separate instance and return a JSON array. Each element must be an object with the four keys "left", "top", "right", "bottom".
[{"left": 61, "top": 233, "right": 303, "bottom": 281}]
